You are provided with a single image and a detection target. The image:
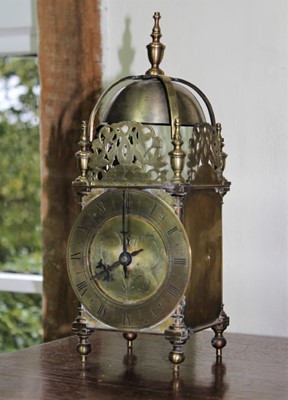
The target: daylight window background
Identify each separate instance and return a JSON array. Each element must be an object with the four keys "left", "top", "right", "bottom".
[{"left": 0, "top": 57, "right": 42, "bottom": 352}]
